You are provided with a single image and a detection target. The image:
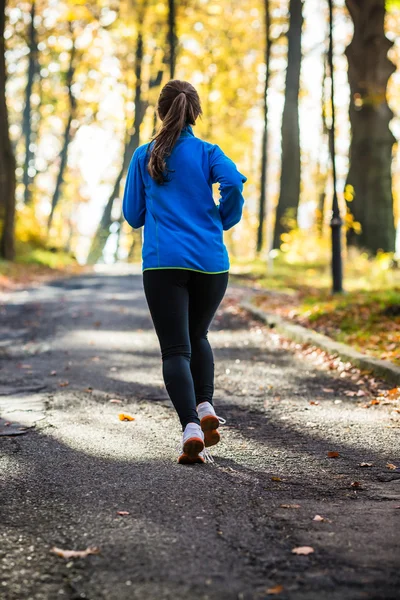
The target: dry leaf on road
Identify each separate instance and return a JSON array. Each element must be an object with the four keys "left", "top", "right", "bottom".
[
  {"left": 51, "top": 546, "right": 100, "bottom": 559},
  {"left": 271, "top": 476, "right": 282, "bottom": 482},
  {"left": 117, "top": 511, "right": 130, "bottom": 516},
  {"left": 58, "top": 381, "right": 69, "bottom": 387},
  {"left": 360, "top": 463, "right": 373, "bottom": 467},
  {"left": 351, "top": 481, "right": 362, "bottom": 488},
  {"left": 280, "top": 504, "right": 301, "bottom": 509},
  {"left": 109, "top": 399, "right": 123, "bottom": 404},
  {"left": 313, "top": 515, "right": 324, "bottom": 522},
  {"left": 119, "top": 414, "right": 135, "bottom": 421},
  {"left": 327, "top": 451, "right": 339, "bottom": 458},
  {"left": 292, "top": 546, "right": 314, "bottom": 555},
  {"left": 266, "top": 584, "right": 284, "bottom": 595},
  {"left": 387, "top": 463, "right": 398, "bottom": 470}
]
